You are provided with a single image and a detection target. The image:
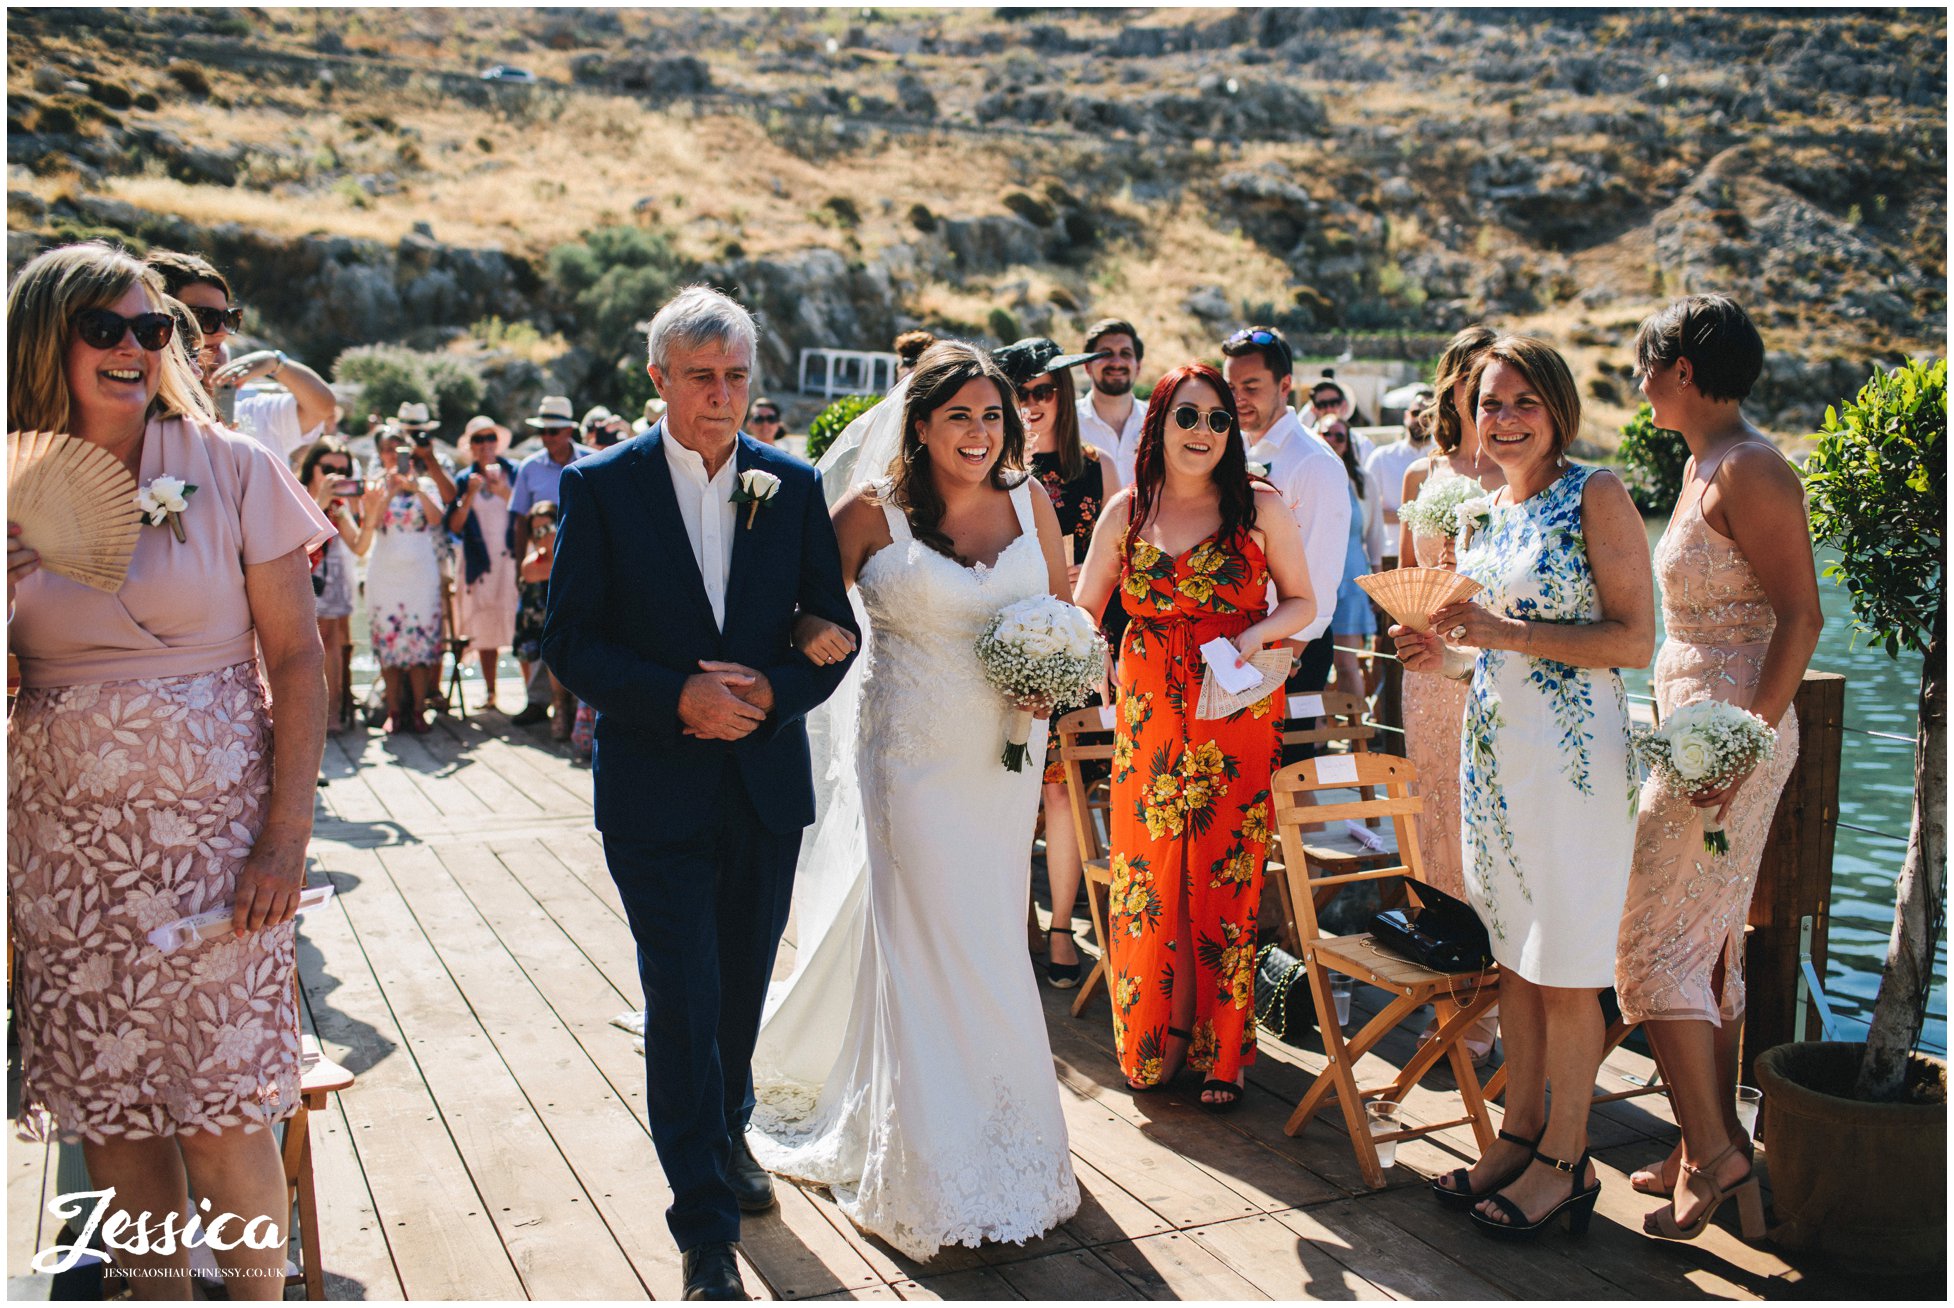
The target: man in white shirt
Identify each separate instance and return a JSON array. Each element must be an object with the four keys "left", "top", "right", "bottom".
[
  {"left": 1075, "top": 317, "right": 1147, "bottom": 487},
  {"left": 1221, "top": 326, "right": 1350, "bottom": 697},
  {"left": 1361, "top": 387, "right": 1436, "bottom": 568}
]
